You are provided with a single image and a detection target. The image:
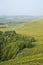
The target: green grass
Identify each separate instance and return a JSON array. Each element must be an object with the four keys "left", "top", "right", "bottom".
[
  {"left": 0, "top": 20, "right": 43, "bottom": 65},
  {"left": 0, "top": 31, "right": 35, "bottom": 62}
]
